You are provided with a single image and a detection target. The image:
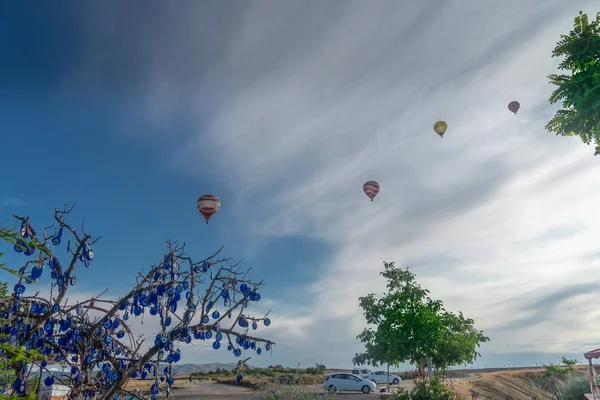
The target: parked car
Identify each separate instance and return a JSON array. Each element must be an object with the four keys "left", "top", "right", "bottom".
[
  {"left": 323, "top": 372, "right": 376, "bottom": 394},
  {"left": 351, "top": 368, "right": 372, "bottom": 378},
  {"left": 365, "top": 371, "right": 401, "bottom": 385}
]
